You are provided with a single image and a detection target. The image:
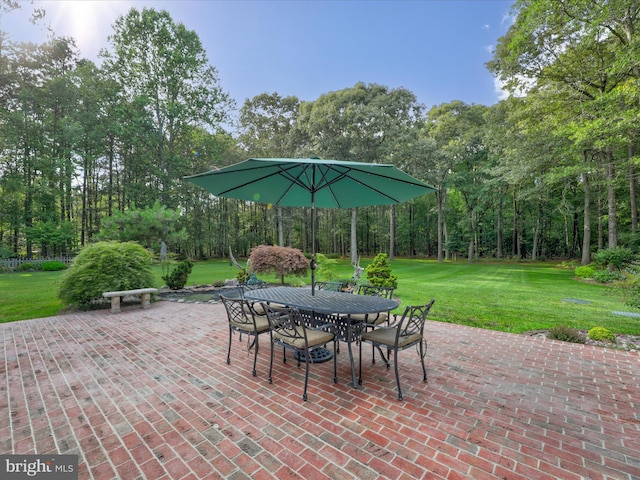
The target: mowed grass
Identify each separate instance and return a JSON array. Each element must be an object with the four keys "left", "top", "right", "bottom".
[
  {"left": 0, "top": 271, "right": 65, "bottom": 321},
  {"left": 2, "top": 258, "right": 639, "bottom": 336}
]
